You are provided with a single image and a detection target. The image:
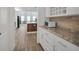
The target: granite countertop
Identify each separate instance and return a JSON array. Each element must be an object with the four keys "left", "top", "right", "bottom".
[{"left": 39, "top": 26, "right": 79, "bottom": 47}]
